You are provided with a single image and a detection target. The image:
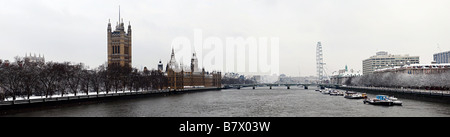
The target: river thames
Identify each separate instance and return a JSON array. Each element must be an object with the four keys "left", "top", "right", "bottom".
[{"left": 3, "top": 86, "right": 450, "bottom": 117}]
